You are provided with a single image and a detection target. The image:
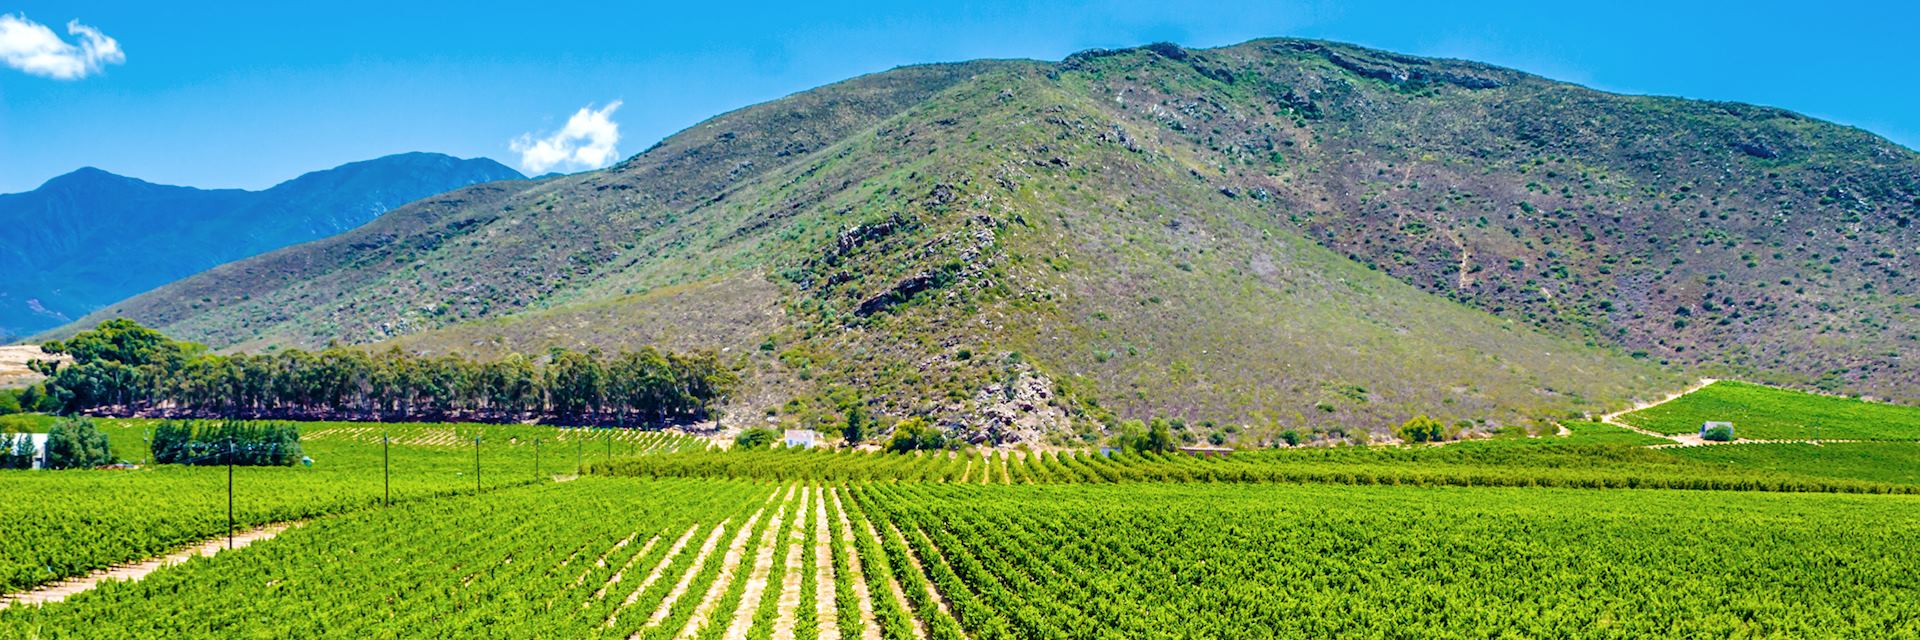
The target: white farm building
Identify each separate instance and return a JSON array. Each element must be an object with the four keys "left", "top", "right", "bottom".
[{"left": 783, "top": 429, "right": 822, "bottom": 449}]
